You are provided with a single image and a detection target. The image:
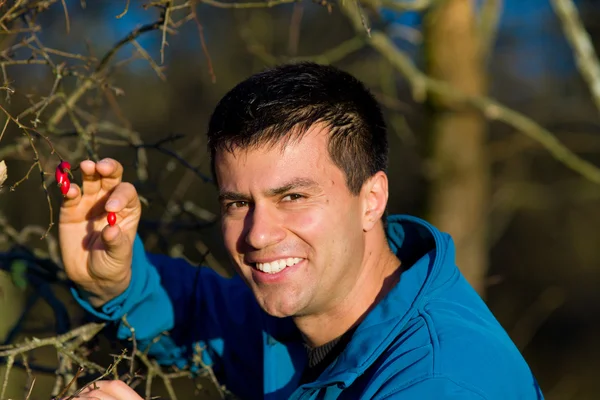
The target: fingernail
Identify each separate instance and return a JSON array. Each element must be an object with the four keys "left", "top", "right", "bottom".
[
  {"left": 98, "top": 158, "right": 111, "bottom": 165},
  {"left": 106, "top": 200, "right": 118, "bottom": 210}
]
